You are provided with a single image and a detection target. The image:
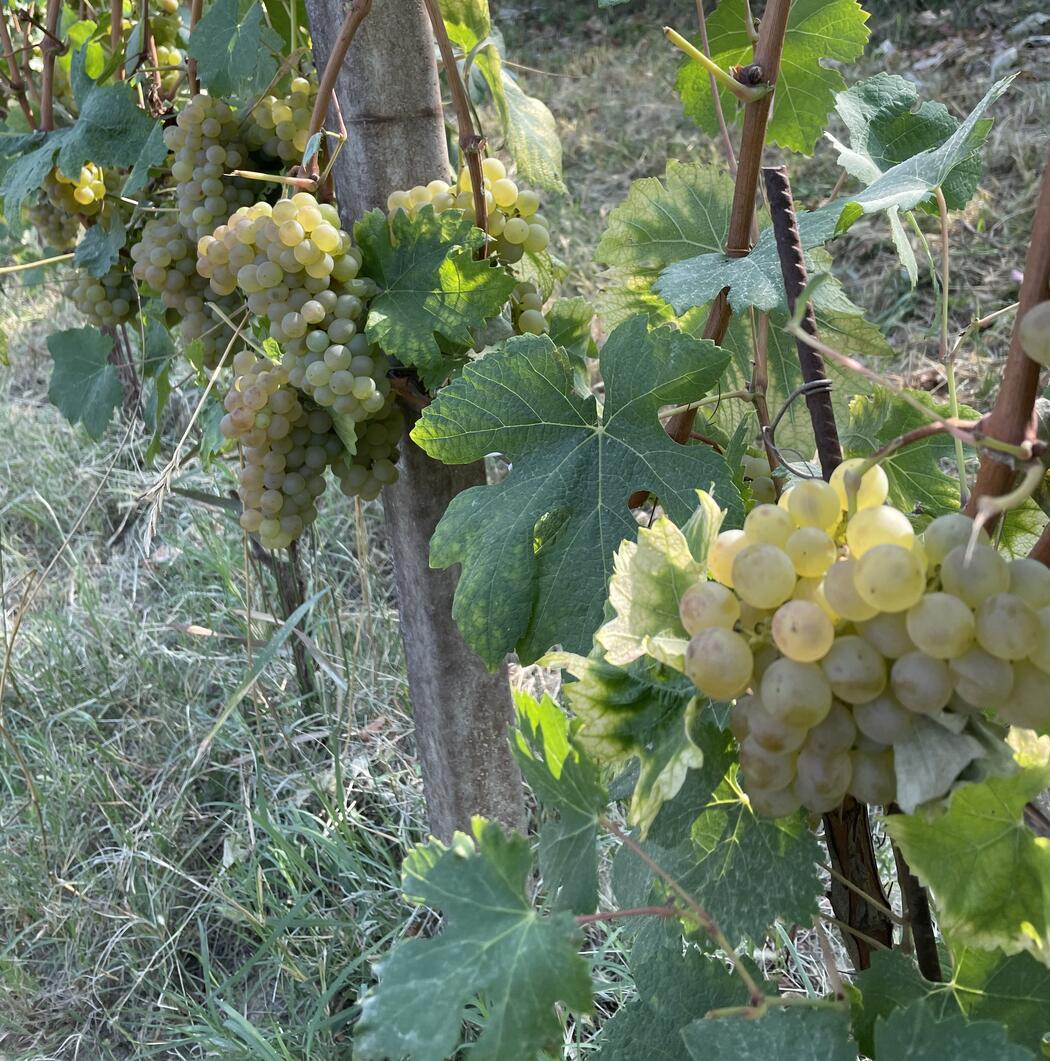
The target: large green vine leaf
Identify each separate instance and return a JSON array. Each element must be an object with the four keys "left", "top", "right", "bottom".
[
  {"left": 884, "top": 767, "right": 1050, "bottom": 964},
  {"left": 657, "top": 76, "right": 1014, "bottom": 316},
  {"left": 186, "top": 0, "right": 280, "bottom": 99},
  {"left": 47, "top": 327, "right": 122, "bottom": 440},
  {"left": 354, "top": 819, "right": 592, "bottom": 1061},
  {"left": 412, "top": 317, "right": 741, "bottom": 666},
  {"left": 873, "top": 999, "right": 1036, "bottom": 1060},
  {"left": 356, "top": 206, "right": 517, "bottom": 390},
  {"left": 675, "top": 0, "right": 870, "bottom": 156},
  {"left": 511, "top": 690, "right": 607, "bottom": 914},
  {"left": 683, "top": 1006, "right": 858, "bottom": 1059}
]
